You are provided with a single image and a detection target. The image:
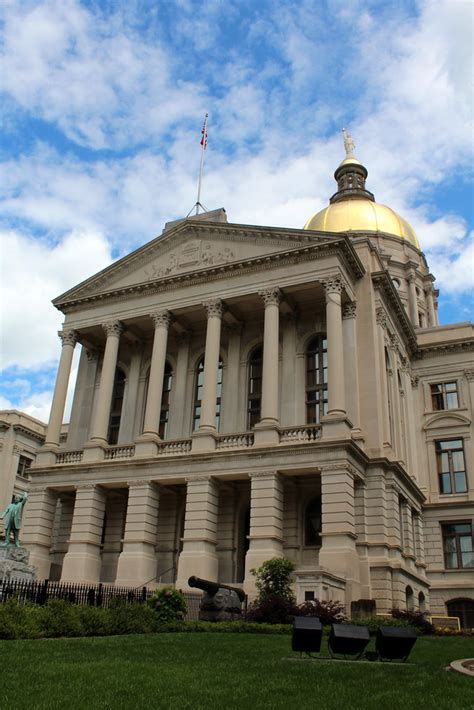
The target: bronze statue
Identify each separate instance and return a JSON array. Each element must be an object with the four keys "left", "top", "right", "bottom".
[{"left": 0, "top": 492, "right": 28, "bottom": 547}]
